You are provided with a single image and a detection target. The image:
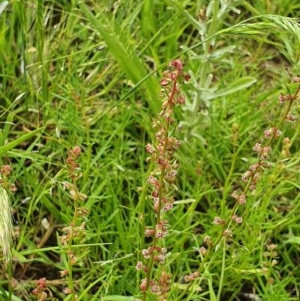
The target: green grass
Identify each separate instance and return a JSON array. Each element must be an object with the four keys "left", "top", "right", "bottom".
[{"left": 0, "top": 0, "right": 300, "bottom": 300}]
